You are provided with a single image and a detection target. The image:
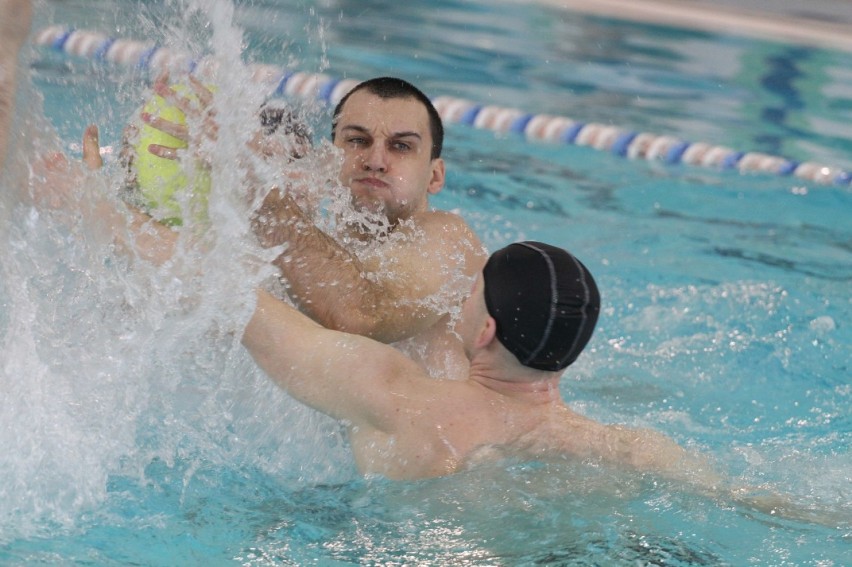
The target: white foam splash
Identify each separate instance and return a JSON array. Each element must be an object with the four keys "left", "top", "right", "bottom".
[{"left": 0, "top": 0, "right": 350, "bottom": 541}]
